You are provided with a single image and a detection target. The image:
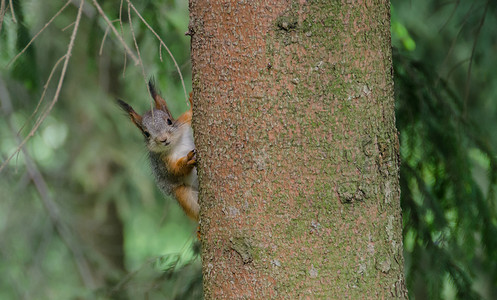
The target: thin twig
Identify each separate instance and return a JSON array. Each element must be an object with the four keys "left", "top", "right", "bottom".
[
  {"left": 119, "top": 0, "right": 127, "bottom": 77},
  {"left": 128, "top": 1, "right": 188, "bottom": 104},
  {"left": 99, "top": 25, "right": 109, "bottom": 55},
  {"left": 438, "top": 0, "right": 460, "bottom": 33},
  {"left": 7, "top": 0, "right": 71, "bottom": 68},
  {"left": 92, "top": 0, "right": 139, "bottom": 65},
  {"left": 463, "top": 0, "right": 489, "bottom": 117},
  {"left": 0, "top": 77, "right": 96, "bottom": 289},
  {"left": 127, "top": 2, "right": 148, "bottom": 90},
  {"left": 438, "top": 22, "right": 465, "bottom": 84},
  {"left": 8, "top": 0, "right": 15, "bottom": 23},
  {"left": 62, "top": 20, "right": 76, "bottom": 31},
  {"left": 445, "top": 57, "right": 470, "bottom": 83},
  {"left": 0, "top": 0, "right": 6, "bottom": 33},
  {"left": 18, "top": 55, "right": 66, "bottom": 136},
  {"left": 97, "top": 19, "right": 123, "bottom": 60},
  {"left": 0, "top": 0, "right": 85, "bottom": 173}
]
